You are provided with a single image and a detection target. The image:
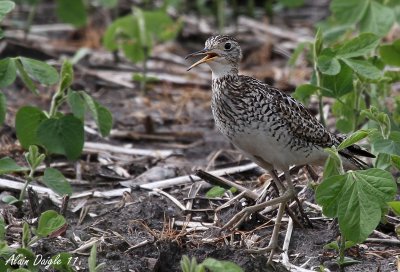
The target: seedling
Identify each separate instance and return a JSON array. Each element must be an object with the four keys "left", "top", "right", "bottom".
[
  {"left": 180, "top": 255, "right": 243, "bottom": 272},
  {"left": 103, "top": 7, "right": 181, "bottom": 92}
]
